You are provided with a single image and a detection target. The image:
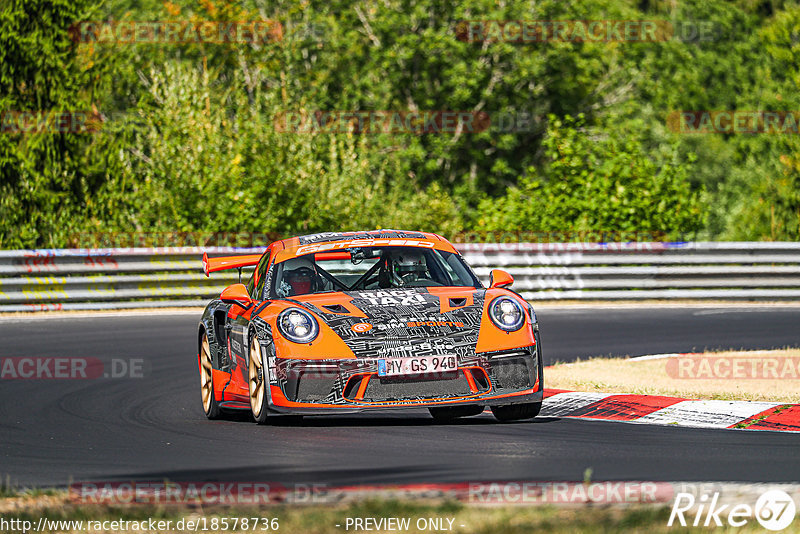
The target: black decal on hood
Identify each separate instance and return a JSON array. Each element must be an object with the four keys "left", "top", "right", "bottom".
[{"left": 299, "top": 288, "right": 486, "bottom": 359}]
